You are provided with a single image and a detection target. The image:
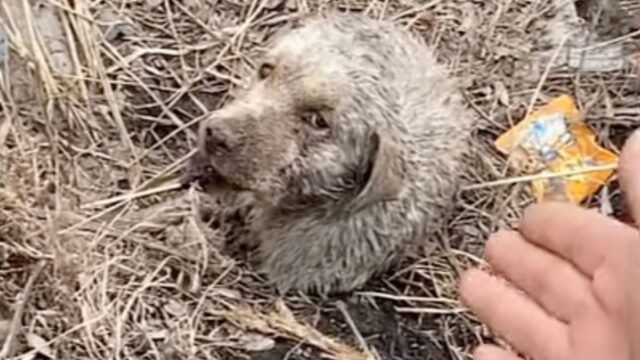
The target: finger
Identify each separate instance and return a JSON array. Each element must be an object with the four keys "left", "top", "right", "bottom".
[
  {"left": 616, "top": 130, "right": 640, "bottom": 360},
  {"left": 596, "top": 236, "right": 640, "bottom": 360},
  {"left": 570, "top": 293, "right": 630, "bottom": 360},
  {"left": 473, "top": 344, "right": 522, "bottom": 360},
  {"left": 485, "top": 230, "right": 592, "bottom": 322},
  {"left": 619, "top": 129, "right": 640, "bottom": 226},
  {"left": 519, "top": 202, "right": 637, "bottom": 275},
  {"left": 460, "top": 269, "right": 569, "bottom": 360}
]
